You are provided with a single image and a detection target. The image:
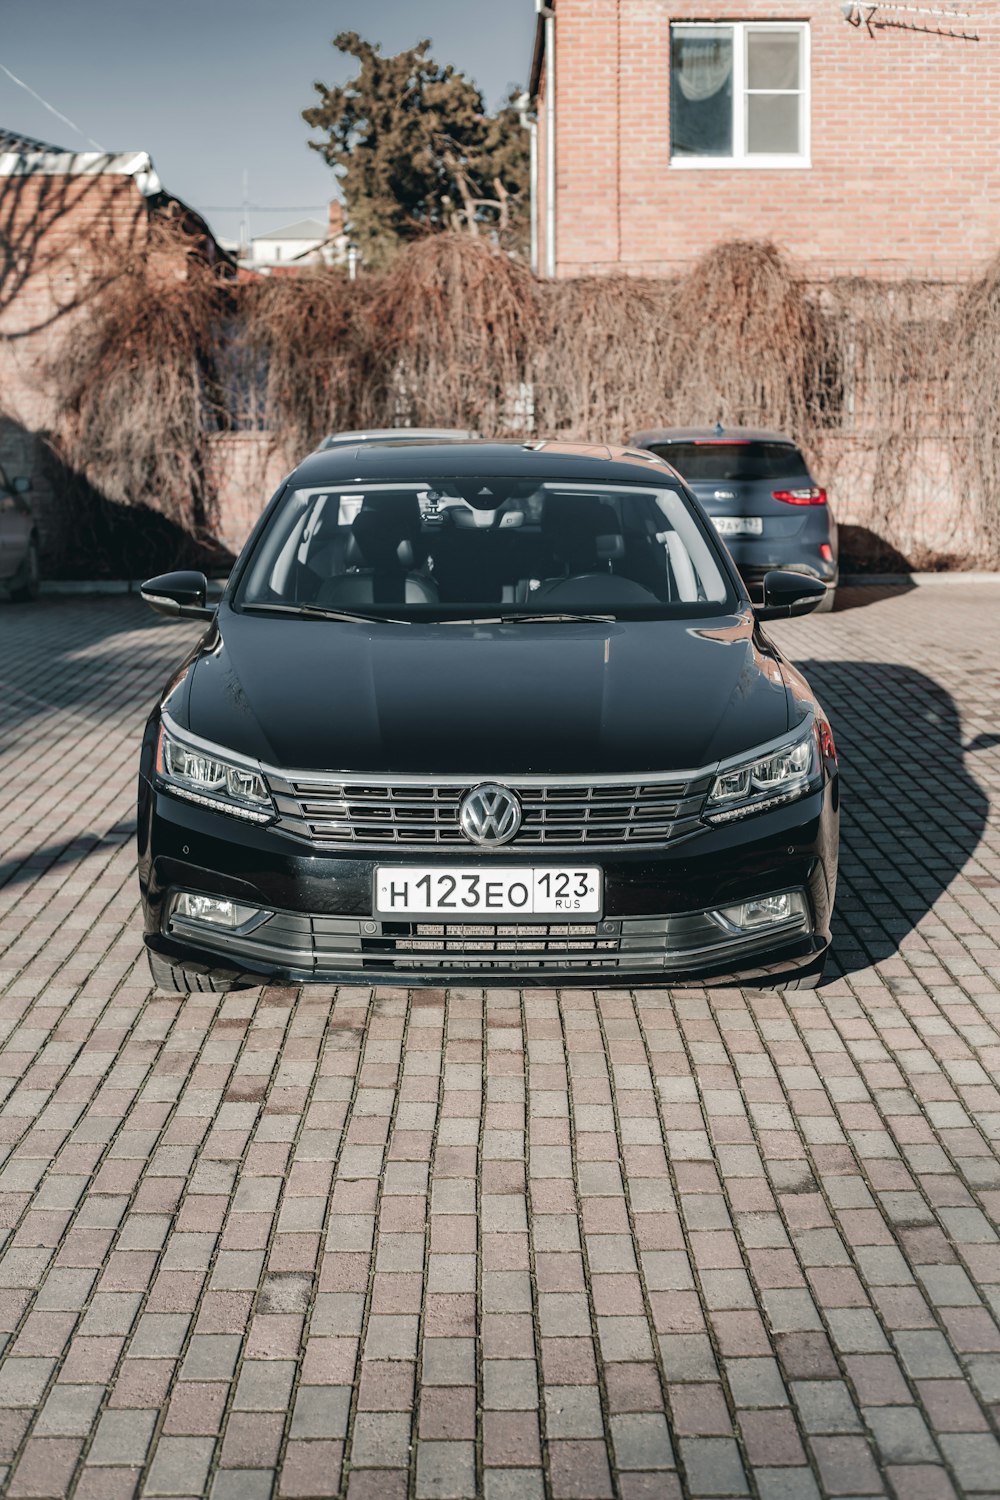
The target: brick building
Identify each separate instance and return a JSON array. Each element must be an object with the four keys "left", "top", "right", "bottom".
[
  {"left": 0, "top": 128, "right": 232, "bottom": 566},
  {"left": 528, "top": 0, "right": 1000, "bottom": 279}
]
